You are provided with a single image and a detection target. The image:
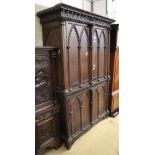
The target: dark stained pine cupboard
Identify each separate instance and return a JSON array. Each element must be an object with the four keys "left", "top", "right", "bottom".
[{"left": 37, "top": 3, "right": 115, "bottom": 150}]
